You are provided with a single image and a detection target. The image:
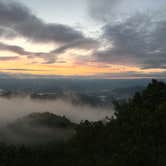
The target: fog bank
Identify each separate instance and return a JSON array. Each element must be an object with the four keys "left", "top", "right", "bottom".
[{"left": 0, "top": 96, "right": 114, "bottom": 124}]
